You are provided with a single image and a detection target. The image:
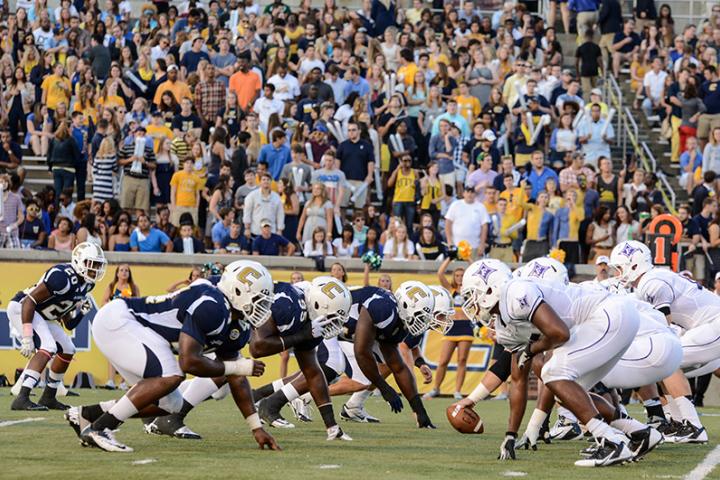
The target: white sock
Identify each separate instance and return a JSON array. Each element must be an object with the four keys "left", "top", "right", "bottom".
[
  {"left": 108, "top": 395, "right": 139, "bottom": 422},
  {"left": 47, "top": 370, "right": 64, "bottom": 389},
  {"left": 346, "top": 390, "right": 372, "bottom": 409},
  {"left": 587, "top": 417, "right": 626, "bottom": 445},
  {"left": 557, "top": 406, "right": 578, "bottom": 423},
  {"left": 99, "top": 400, "right": 116, "bottom": 412},
  {"left": 610, "top": 416, "right": 646, "bottom": 435},
  {"left": 665, "top": 395, "right": 681, "bottom": 421},
  {"left": 183, "top": 377, "right": 220, "bottom": 407},
  {"left": 272, "top": 379, "right": 285, "bottom": 392},
  {"left": 281, "top": 383, "right": 300, "bottom": 402},
  {"left": 675, "top": 396, "right": 703, "bottom": 429},
  {"left": 21, "top": 369, "right": 41, "bottom": 389},
  {"left": 299, "top": 392, "right": 313, "bottom": 404}
]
